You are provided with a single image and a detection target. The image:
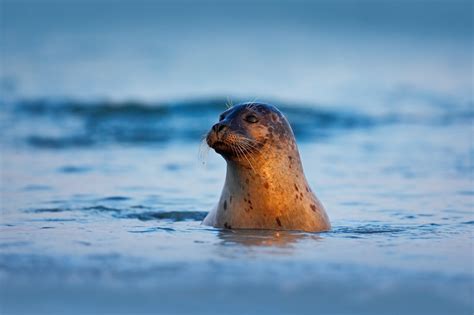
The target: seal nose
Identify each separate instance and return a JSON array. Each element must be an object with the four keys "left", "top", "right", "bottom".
[{"left": 212, "top": 122, "right": 227, "bottom": 134}]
